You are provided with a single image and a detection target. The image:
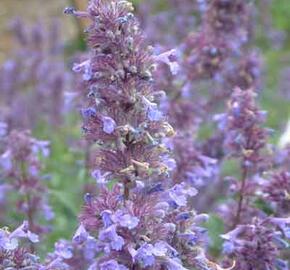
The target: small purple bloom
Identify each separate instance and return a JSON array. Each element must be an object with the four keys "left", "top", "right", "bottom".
[
  {"left": 176, "top": 212, "right": 191, "bottom": 222},
  {"left": 111, "top": 210, "right": 139, "bottom": 229},
  {"left": 155, "top": 49, "right": 180, "bottom": 75},
  {"left": 101, "top": 210, "right": 113, "bottom": 228},
  {"left": 91, "top": 169, "right": 110, "bottom": 184},
  {"left": 82, "top": 107, "right": 97, "bottom": 118},
  {"left": 168, "top": 183, "right": 198, "bottom": 207},
  {"left": 73, "top": 223, "right": 89, "bottom": 243},
  {"left": 275, "top": 259, "right": 288, "bottom": 270},
  {"left": 55, "top": 240, "right": 73, "bottom": 259},
  {"left": 0, "top": 150, "right": 12, "bottom": 171},
  {"left": 10, "top": 221, "right": 39, "bottom": 243},
  {"left": 102, "top": 116, "right": 116, "bottom": 134},
  {"left": 135, "top": 243, "right": 155, "bottom": 267},
  {"left": 63, "top": 7, "right": 76, "bottom": 15},
  {"left": 32, "top": 140, "right": 50, "bottom": 157},
  {"left": 99, "top": 225, "right": 124, "bottom": 251},
  {"left": 178, "top": 232, "right": 198, "bottom": 246},
  {"left": 148, "top": 106, "right": 163, "bottom": 121},
  {"left": 0, "top": 122, "right": 7, "bottom": 137},
  {"left": 99, "top": 260, "right": 128, "bottom": 270}
]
